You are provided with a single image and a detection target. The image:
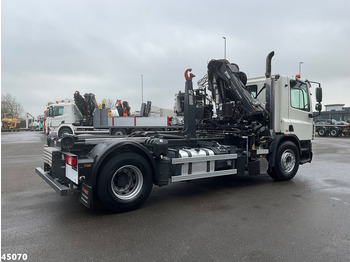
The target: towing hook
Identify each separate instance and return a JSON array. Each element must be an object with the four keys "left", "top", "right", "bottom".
[{"left": 184, "top": 68, "right": 195, "bottom": 80}]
